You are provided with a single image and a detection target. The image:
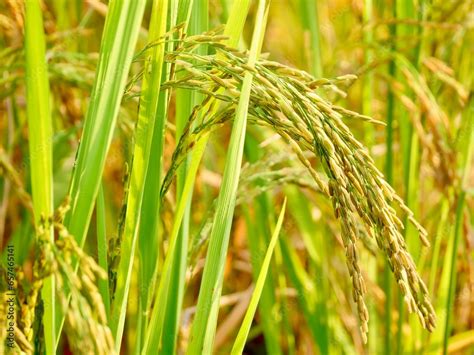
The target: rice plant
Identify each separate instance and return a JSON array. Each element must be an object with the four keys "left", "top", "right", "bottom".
[{"left": 0, "top": 0, "right": 472, "bottom": 354}]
